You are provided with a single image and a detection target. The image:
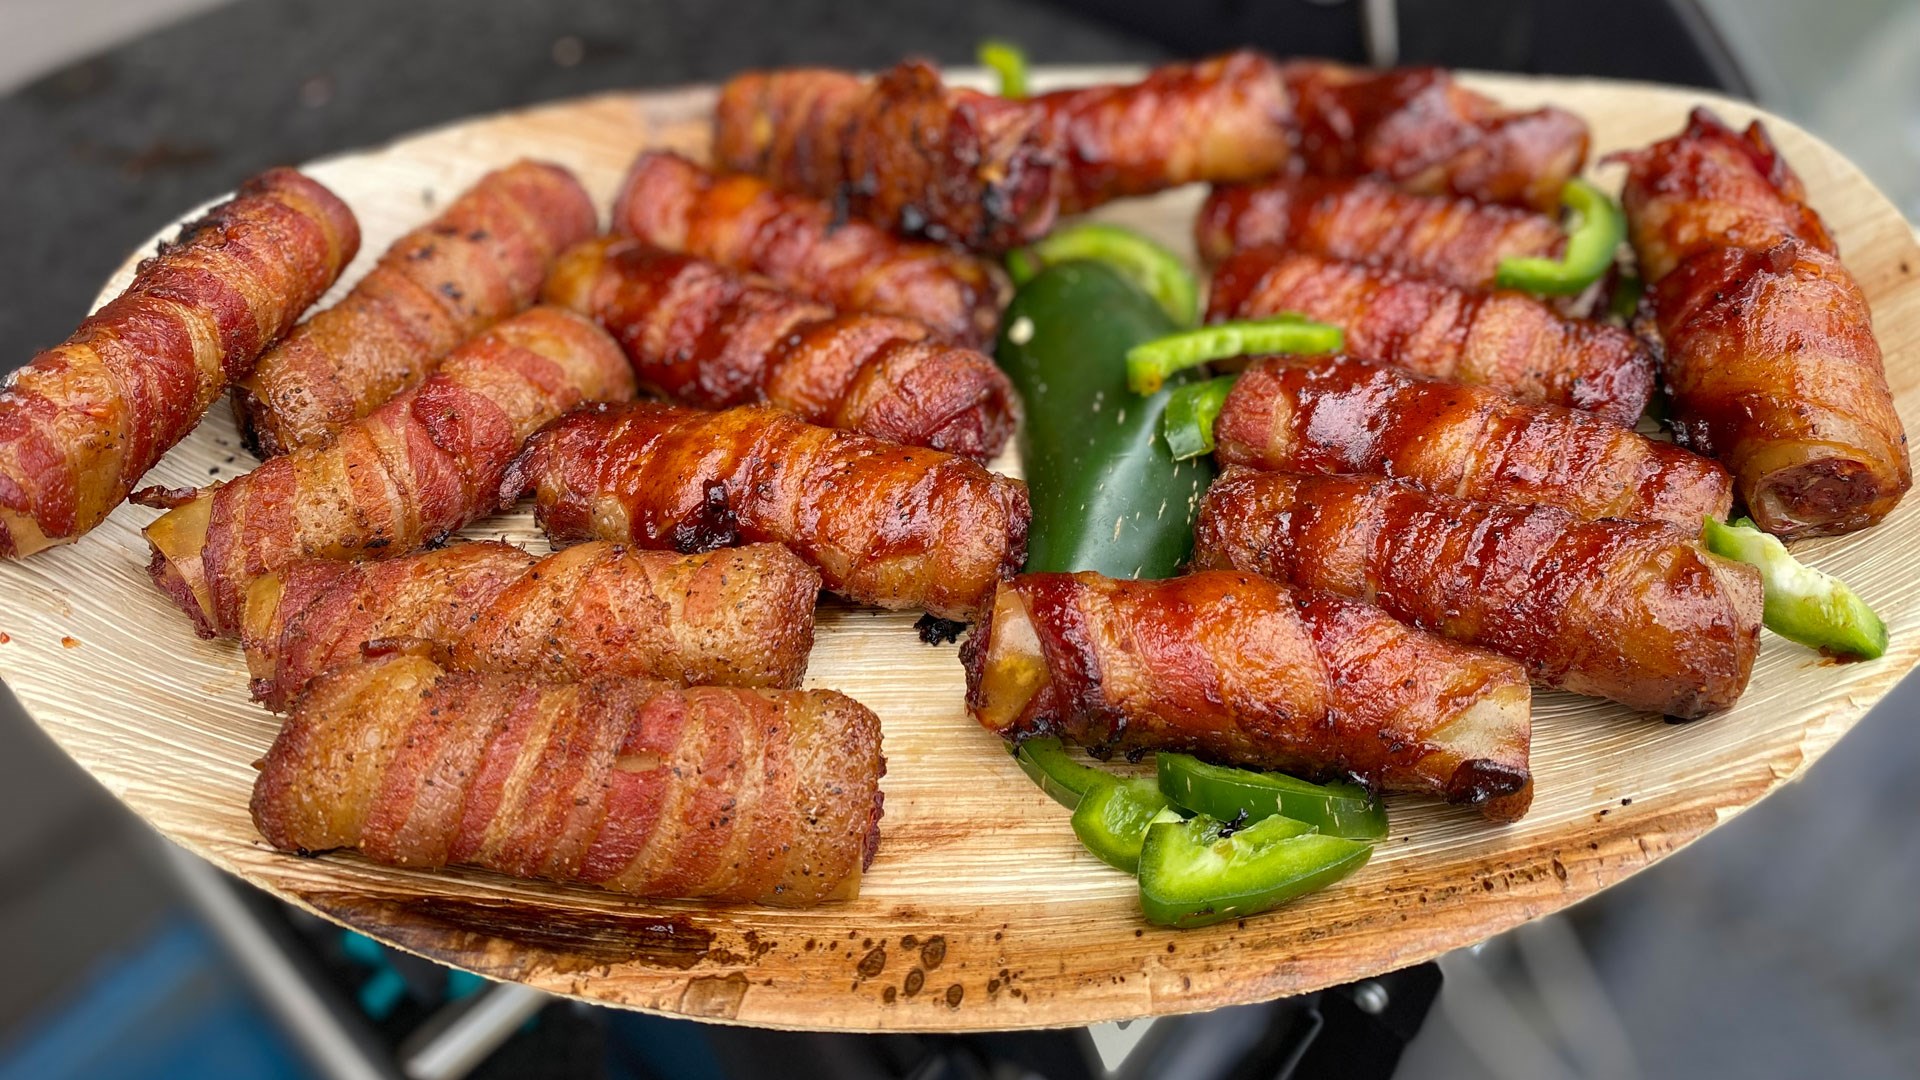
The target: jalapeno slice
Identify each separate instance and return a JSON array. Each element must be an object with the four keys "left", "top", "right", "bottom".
[
  {"left": 1702, "top": 516, "right": 1888, "bottom": 660},
  {"left": 1160, "top": 376, "right": 1239, "bottom": 461},
  {"left": 1006, "top": 223, "right": 1200, "bottom": 326},
  {"left": 1157, "top": 753, "right": 1388, "bottom": 839},
  {"left": 1071, "top": 780, "right": 1177, "bottom": 873},
  {"left": 1495, "top": 178, "right": 1625, "bottom": 296},
  {"left": 977, "top": 39, "right": 1031, "bottom": 99},
  {"left": 1013, "top": 737, "right": 1114, "bottom": 809},
  {"left": 1137, "top": 814, "right": 1373, "bottom": 928},
  {"left": 1125, "top": 317, "right": 1342, "bottom": 396}
]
